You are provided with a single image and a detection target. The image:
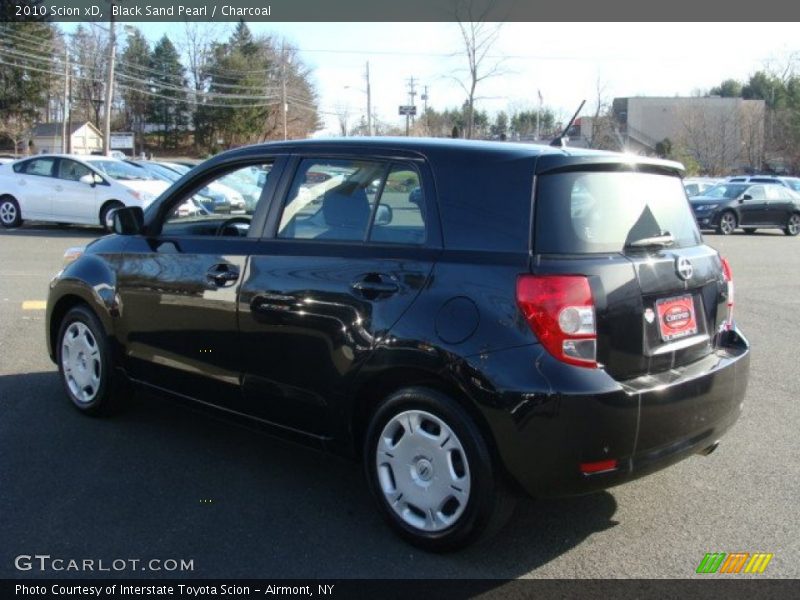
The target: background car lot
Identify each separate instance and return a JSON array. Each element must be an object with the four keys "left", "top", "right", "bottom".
[{"left": 0, "top": 224, "right": 798, "bottom": 578}]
